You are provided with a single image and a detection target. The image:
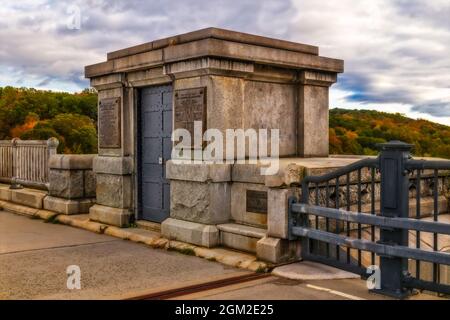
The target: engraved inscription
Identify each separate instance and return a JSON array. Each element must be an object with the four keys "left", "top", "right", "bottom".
[
  {"left": 98, "top": 97, "right": 121, "bottom": 148},
  {"left": 174, "top": 87, "right": 206, "bottom": 142},
  {"left": 246, "top": 190, "right": 268, "bottom": 214}
]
